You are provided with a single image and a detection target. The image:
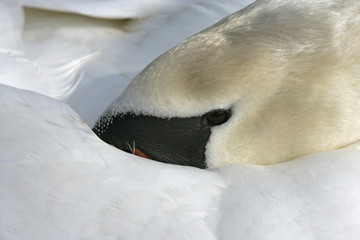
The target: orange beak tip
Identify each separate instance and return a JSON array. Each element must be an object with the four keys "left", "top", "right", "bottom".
[{"left": 134, "top": 148, "right": 151, "bottom": 159}]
